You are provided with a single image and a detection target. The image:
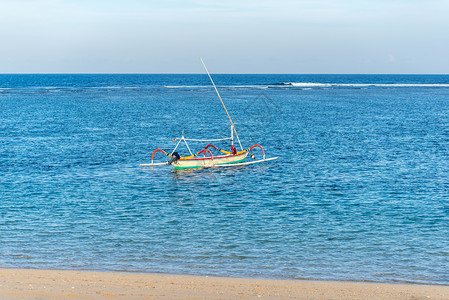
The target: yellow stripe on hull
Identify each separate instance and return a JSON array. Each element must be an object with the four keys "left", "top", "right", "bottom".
[{"left": 173, "top": 152, "right": 248, "bottom": 169}]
